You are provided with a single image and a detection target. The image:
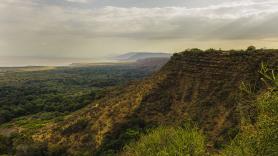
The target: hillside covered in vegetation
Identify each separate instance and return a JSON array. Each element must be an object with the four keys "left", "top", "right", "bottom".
[
  {"left": 0, "top": 64, "right": 159, "bottom": 124},
  {"left": 0, "top": 49, "right": 277, "bottom": 156}
]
